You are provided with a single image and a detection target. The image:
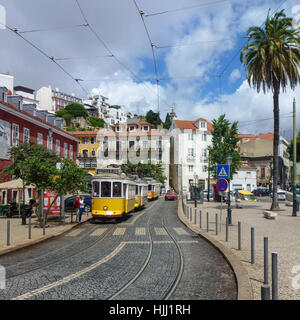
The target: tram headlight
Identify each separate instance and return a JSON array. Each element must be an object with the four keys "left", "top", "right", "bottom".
[{"left": 103, "top": 206, "right": 108, "bottom": 211}]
